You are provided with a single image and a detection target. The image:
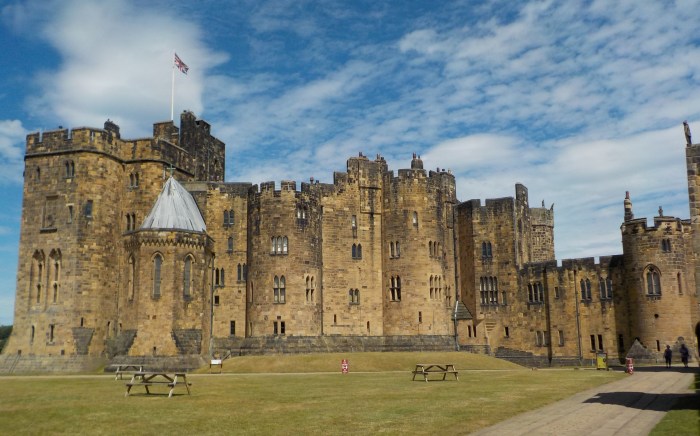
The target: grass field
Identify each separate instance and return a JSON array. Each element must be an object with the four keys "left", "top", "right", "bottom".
[{"left": 0, "top": 352, "right": 625, "bottom": 435}]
